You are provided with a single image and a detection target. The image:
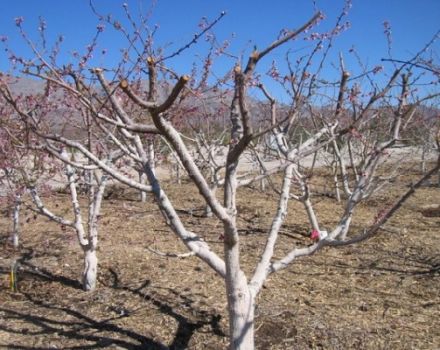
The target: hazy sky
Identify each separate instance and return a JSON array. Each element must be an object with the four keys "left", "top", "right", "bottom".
[{"left": 1, "top": 0, "right": 439, "bottom": 99}]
